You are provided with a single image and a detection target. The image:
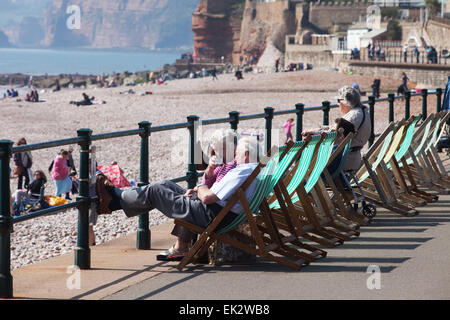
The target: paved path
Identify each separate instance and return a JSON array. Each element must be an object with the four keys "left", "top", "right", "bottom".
[
  {"left": 8, "top": 194, "right": 450, "bottom": 300},
  {"left": 6, "top": 161, "right": 450, "bottom": 300}
]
